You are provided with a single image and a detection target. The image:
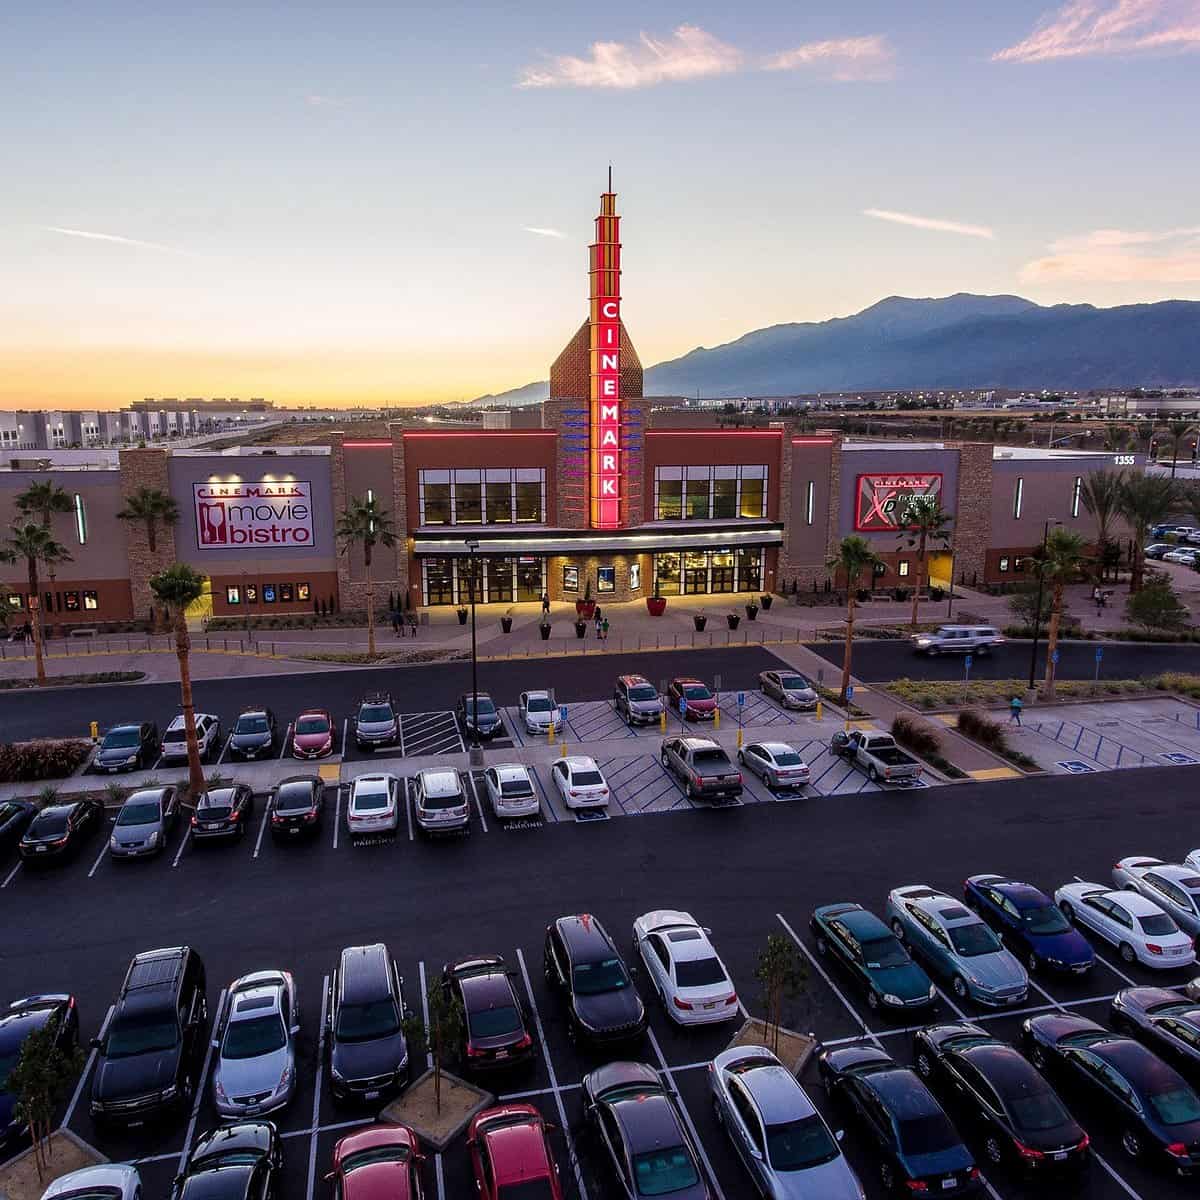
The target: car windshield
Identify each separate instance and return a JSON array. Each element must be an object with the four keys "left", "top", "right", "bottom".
[
  {"left": 632, "top": 1147, "right": 699, "bottom": 1196},
  {"left": 1139, "top": 914, "right": 1179, "bottom": 935},
  {"left": 771, "top": 752, "right": 803, "bottom": 767},
  {"left": 1006, "top": 1083, "right": 1071, "bottom": 1132},
  {"left": 766, "top": 1114, "right": 840, "bottom": 1170},
  {"left": 336, "top": 998, "right": 399, "bottom": 1042},
  {"left": 469, "top": 1004, "right": 522, "bottom": 1039},
  {"left": 48, "top": 1191, "right": 122, "bottom": 1200},
  {"left": 103, "top": 729, "right": 140, "bottom": 748},
  {"left": 500, "top": 780, "right": 533, "bottom": 798},
  {"left": 31, "top": 811, "right": 68, "bottom": 836},
  {"left": 1021, "top": 902, "right": 1071, "bottom": 935},
  {"left": 222, "top": 1013, "right": 286, "bottom": 1059},
  {"left": 466, "top": 698, "right": 496, "bottom": 715},
  {"left": 948, "top": 923, "right": 1002, "bottom": 956},
  {"left": 343, "top": 1146, "right": 409, "bottom": 1172},
  {"left": 235, "top": 716, "right": 269, "bottom": 734},
  {"left": 571, "top": 770, "right": 604, "bottom": 787},
  {"left": 105, "top": 1012, "right": 179, "bottom": 1058},
  {"left": 117, "top": 801, "right": 159, "bottom": 826},
  {"left": 198, "top": 794, "right": 234, "bottom": 818},
  {"left": 360, "top": 705, "right": 393, "bottom": 723},
  {"left": 897, "top": 1112, "right": 961, "bottom": 1155},
  {"left": 353, "top": 788, "right": 390, "bottom": 812},
  {"left": 779, "top": 675, "right": 812, "bottom": 690},
  {"left": 1147, "top": 1082, "right": 1200, "bottom": 1126},
  {"left": 674, "top": 957, "right": 727, "bottom": 988},
  {"left": 296, "top": 717, "right": 329, "bottom": 735},
  {"left": 682, "top": 685, "right": 711, "bottom": 701},
  {"left": 862, "top": 937, "right": 910, "bottom": 969},
  {"left": 629, "top": 685, "right": 658, "bottom": 701},
  {"left": 275, "top": 786, "right": 314, "bottom": 812},
  {"left": 527, "top": 697, "right": 553, "bottom": 712},
  {"left": 572, "top": 958, "right": 628, "bottom": 995}
]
